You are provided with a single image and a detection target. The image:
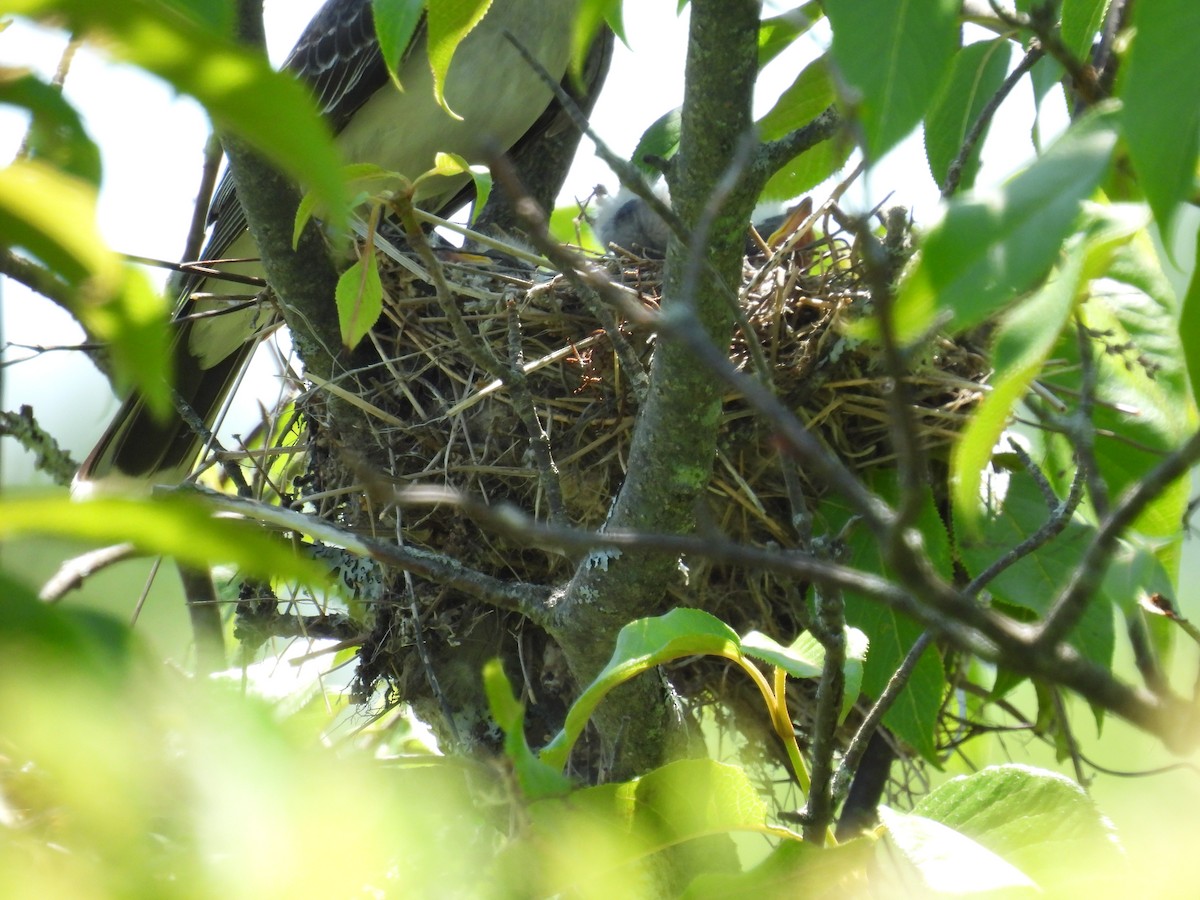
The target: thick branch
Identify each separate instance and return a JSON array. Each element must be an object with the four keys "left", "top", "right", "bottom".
[{"left": 550, "top": 0, "right": 765, "bottom": 778}]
